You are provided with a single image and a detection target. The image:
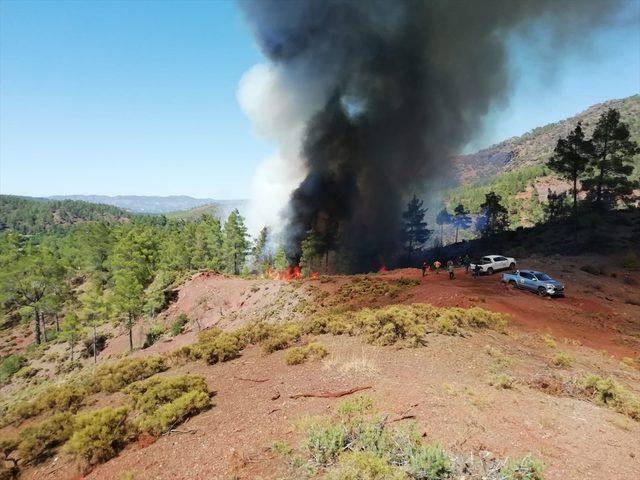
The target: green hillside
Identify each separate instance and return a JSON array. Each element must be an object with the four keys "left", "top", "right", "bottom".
[{"left": 0, "top": 195, "right": 132, "bottom": 234}]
